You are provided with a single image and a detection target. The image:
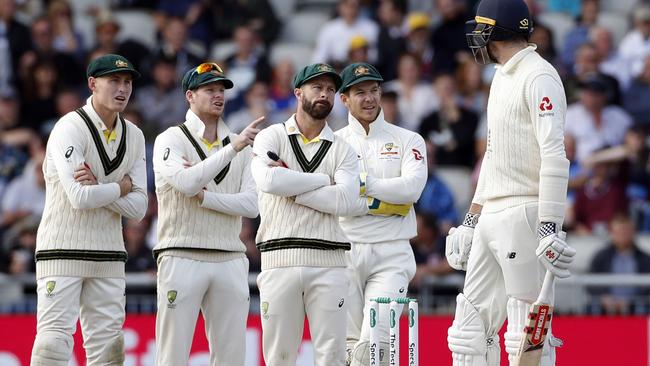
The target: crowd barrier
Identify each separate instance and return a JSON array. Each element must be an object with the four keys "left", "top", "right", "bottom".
[{"left": 1, "top": 314, "right": 648, "bottom": 365}]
